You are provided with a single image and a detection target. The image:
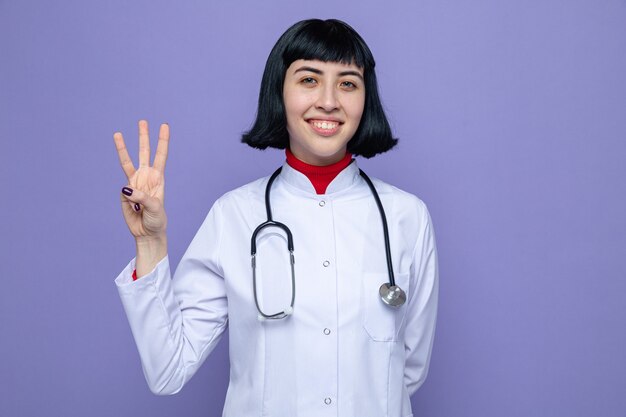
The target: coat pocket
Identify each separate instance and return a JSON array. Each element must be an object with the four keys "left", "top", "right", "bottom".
[{"left": 361, "top": 272, "right": 410, "bottom": 342}]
